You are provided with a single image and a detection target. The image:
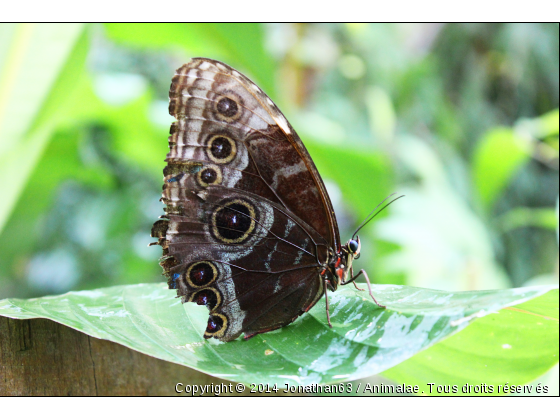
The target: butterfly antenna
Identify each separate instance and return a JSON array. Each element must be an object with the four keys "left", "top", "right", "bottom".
[
  {"left": 352, "top": 193, "right": 396, "bottom": 237},
  {"left": 352, "top": 194, "right": 405, "bottom": 239}
]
